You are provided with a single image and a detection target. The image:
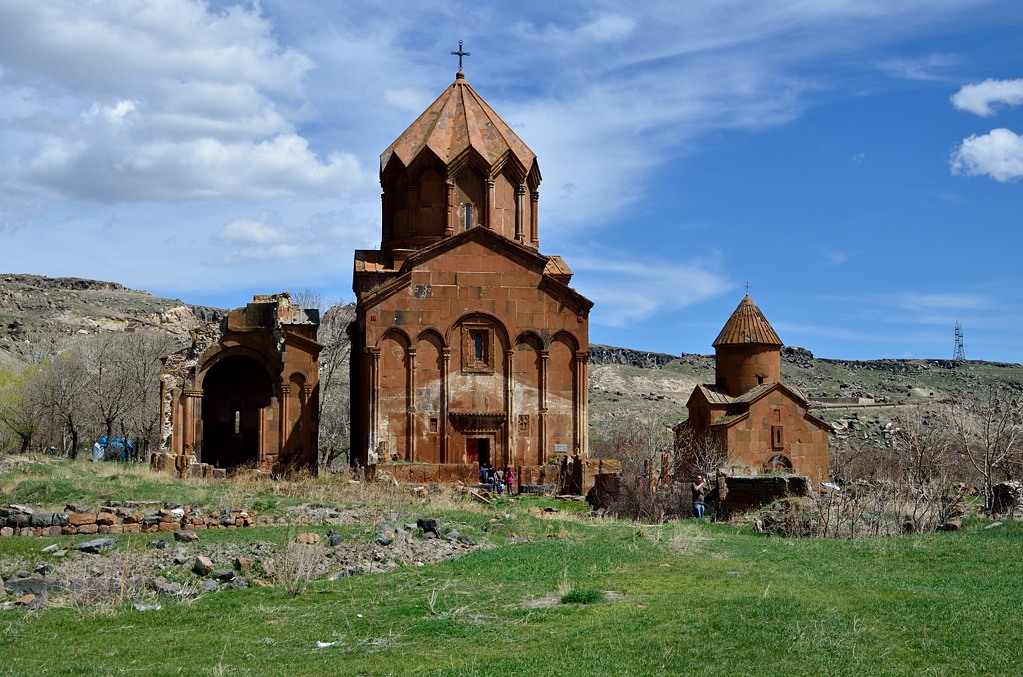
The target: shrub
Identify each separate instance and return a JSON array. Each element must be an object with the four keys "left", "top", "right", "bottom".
[{"left": 560, "top": 588, "right": 605, "bottom": 605}]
